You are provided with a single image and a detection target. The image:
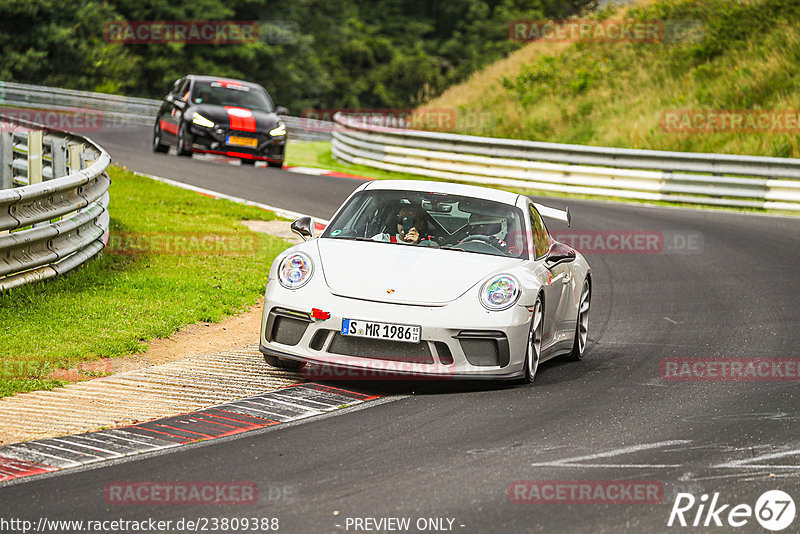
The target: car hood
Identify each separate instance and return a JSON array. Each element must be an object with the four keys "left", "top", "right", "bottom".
[
  {"left": 317, "top": 239, "right": 522, "bottom": 305},
  {"left": 192, "top": 104, "right": 280, "bottom": 131}
]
